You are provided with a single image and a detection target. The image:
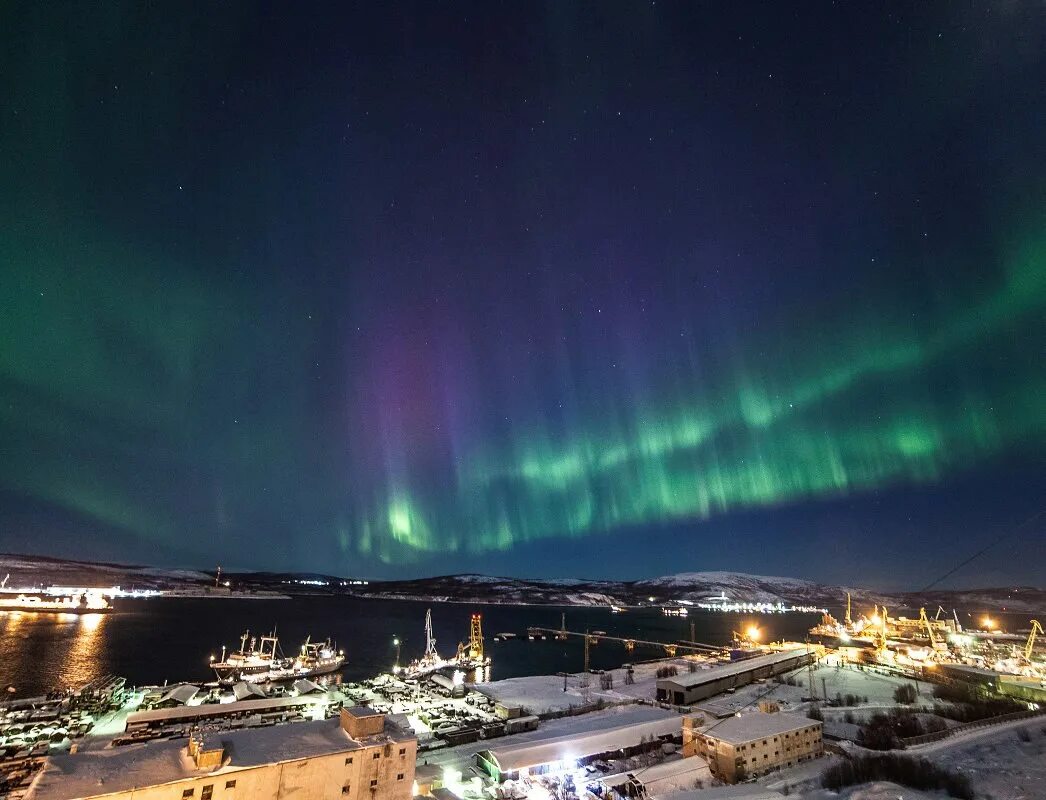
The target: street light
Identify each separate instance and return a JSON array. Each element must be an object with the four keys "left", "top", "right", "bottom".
[
  {"left": 746, "top": 625, "right": 761, "bottom": 642},
  {"left": 393, "top": 636, "right": 401, "bottom": 671}
]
